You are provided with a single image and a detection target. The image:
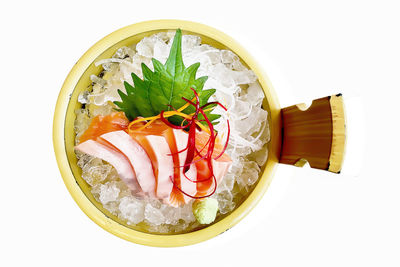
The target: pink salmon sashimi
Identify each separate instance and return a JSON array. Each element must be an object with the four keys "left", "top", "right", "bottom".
[
  {"left": 144, "top": 135, "right": 174, "bottom": 199},
  {"left": 75, "top": 139, "right": 141, "bottom": 193},
  {"left": 99, "top": 130, "right": 156, "bottom": 198},
  {"left": 172, "top": 129, "right": 197, "bottom": 204}
]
